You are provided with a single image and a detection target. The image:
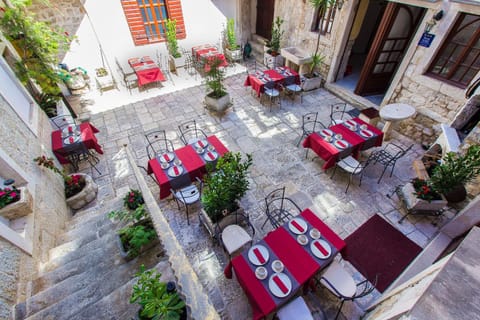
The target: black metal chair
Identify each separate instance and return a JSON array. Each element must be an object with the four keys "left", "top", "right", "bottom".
[
  {"left": 316, "top": 260, "right": 378, "bottom": 320},
  {"left": 146, "top": 138, "right": 175, "bottom": 160},
  {"left": 368, "top": 142, "right": 413, "bottom": 183},
  {"left": 330, "top": 155, "right": 371, "bottom": 193},
  {"left": 171, "top": 177, "right": 203, "bottom": 225},
  {"left": 283, "top": 75, "right": 303, "bottom": 104},
  {"left": 261, "top": 186, "right": 302, "bottom": 230},
  {"left": 178, "top": 120, "right": 208, "bottom": 145},
  {"left": 296, "top": 112, "right": 327, "bottom": 147},
  {"left": 66, "top": 143, "right": 101, "bottom": 175},
  {"left": 329, "top": 103, "right": 349, "bottom": 126},
  {"left": 145, "top": 129, "right": 167, "bottom": 144},
  {"left": 51, "top": 114, "right": 76, "bottom": 130},
  {"left": 262, "top": 80, "right": 281, "bottom": 111}
]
